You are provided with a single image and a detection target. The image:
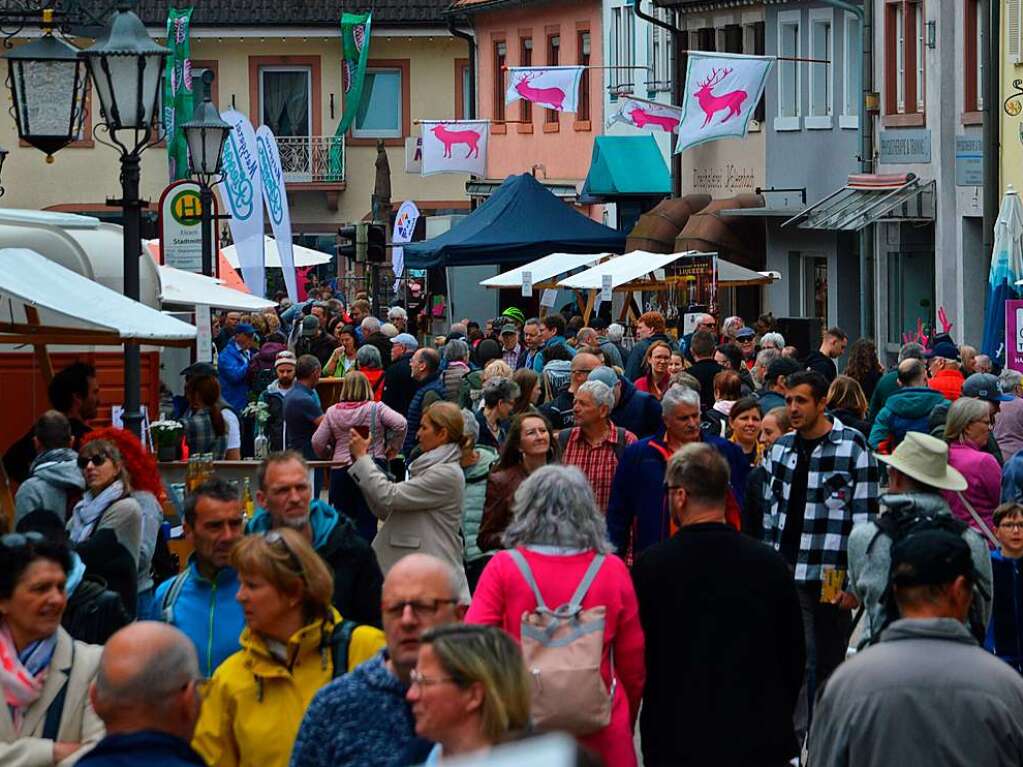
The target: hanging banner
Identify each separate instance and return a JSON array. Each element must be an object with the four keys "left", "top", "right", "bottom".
[
  {"left": 420, "top": 120, "right": 489, "bottom": 177},
  {"left": 255, "top": 125, "right": 298, "bottom": 303},
  {"left": 219, "top": 110, "right": 265, "bottom": 297},
  {"left": 608, "top": 95, "right": 682, "bottom": 133},
  {"left": 505, "top": 66, "right": 585, "bottom": 113},
  {"left": 163, "top": 7, "right": 194, "bottom": 180},
  {"left": 391, "top": 200, "right": 421, "bottom": 291},
  {"left": 675, "top": 52, "right": 773, "bottom": 154},
  {"left": 331, "top": 11, "right": 372, "bottom": 179}
]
